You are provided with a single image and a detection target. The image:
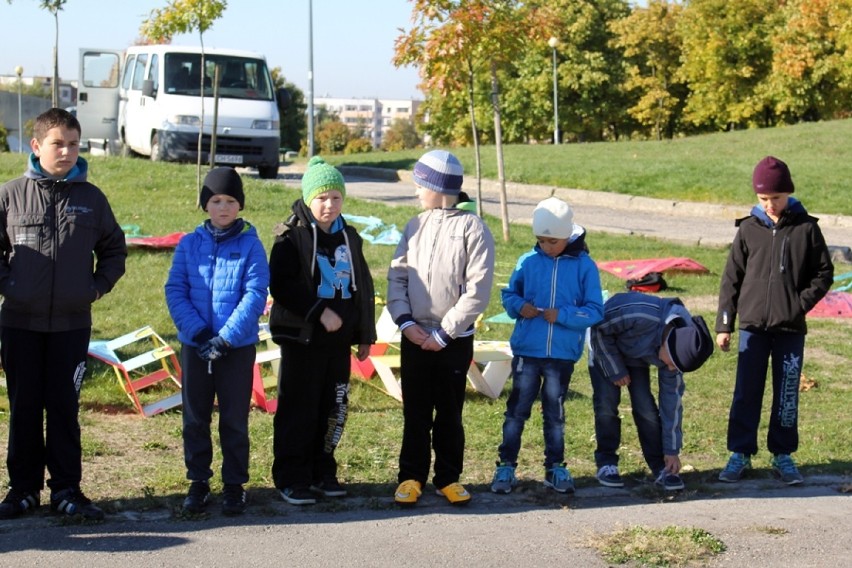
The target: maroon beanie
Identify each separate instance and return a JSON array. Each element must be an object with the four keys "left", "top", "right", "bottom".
[{"left": 752, "top": 156, "right": 794, "bottom": 194}]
